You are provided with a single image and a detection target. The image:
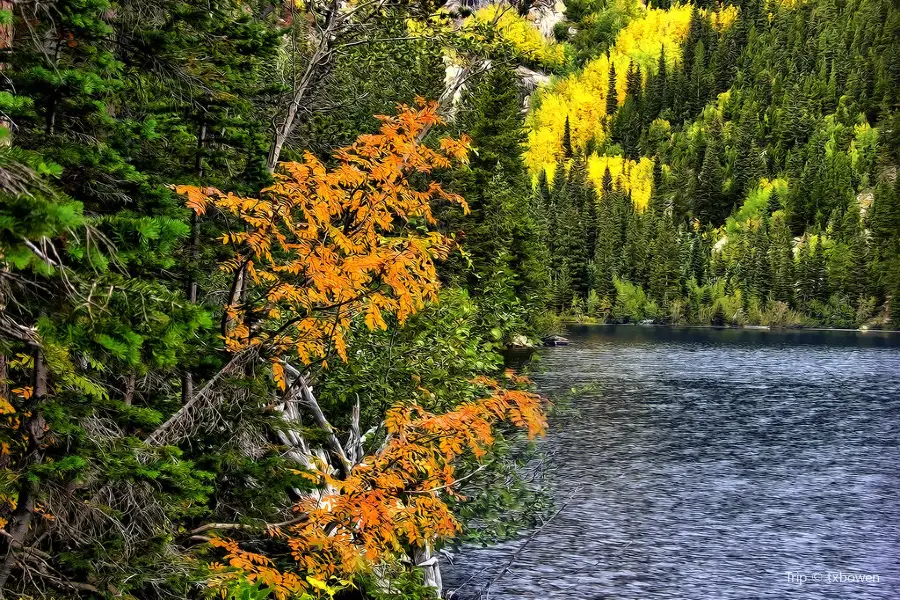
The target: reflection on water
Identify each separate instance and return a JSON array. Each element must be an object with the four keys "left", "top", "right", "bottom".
[{"left": 443, "top": 325, "right": 900, "bottom": 599}]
